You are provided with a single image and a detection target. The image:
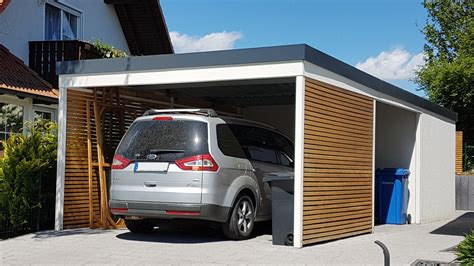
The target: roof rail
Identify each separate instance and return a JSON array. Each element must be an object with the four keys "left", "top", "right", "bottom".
[{"left": 143, "top": 108, "right": 218, "bottom": 117}]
